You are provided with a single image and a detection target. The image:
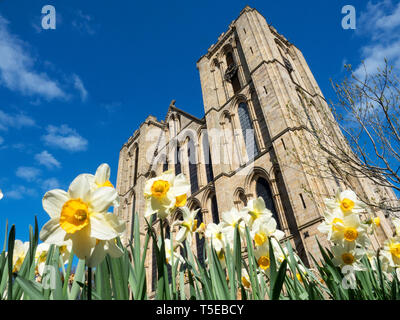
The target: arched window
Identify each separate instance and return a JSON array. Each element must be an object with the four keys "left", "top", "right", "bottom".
[
  {"left": 211, "top": 195, "right": 220, "bottom": 224},
  {"left": 238, "top": 102, "right": 259, "bottom": 160},
  {"left": 133, "top": 147, "right": 139, "bottom": 186},
  {"left": 194, "top": 207, "right": 205, "bottom": 266},
  {"left": 175, "top": 145, "right": 181, "bottom": 175},
  {"left": 188, "top": 139, "right": 199, "bottom": 193},
  {"left": 225, "top": 52, "right": 241, "bottom": 94},
  {"left": 203, "top": 133, "right": 214, "bottom": 183},
  {"left": 256, "top": 177, "right": 281, "bottom": 230},
  {"left": 130, "top": 194, "right": 136, "bottom": 242}
]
